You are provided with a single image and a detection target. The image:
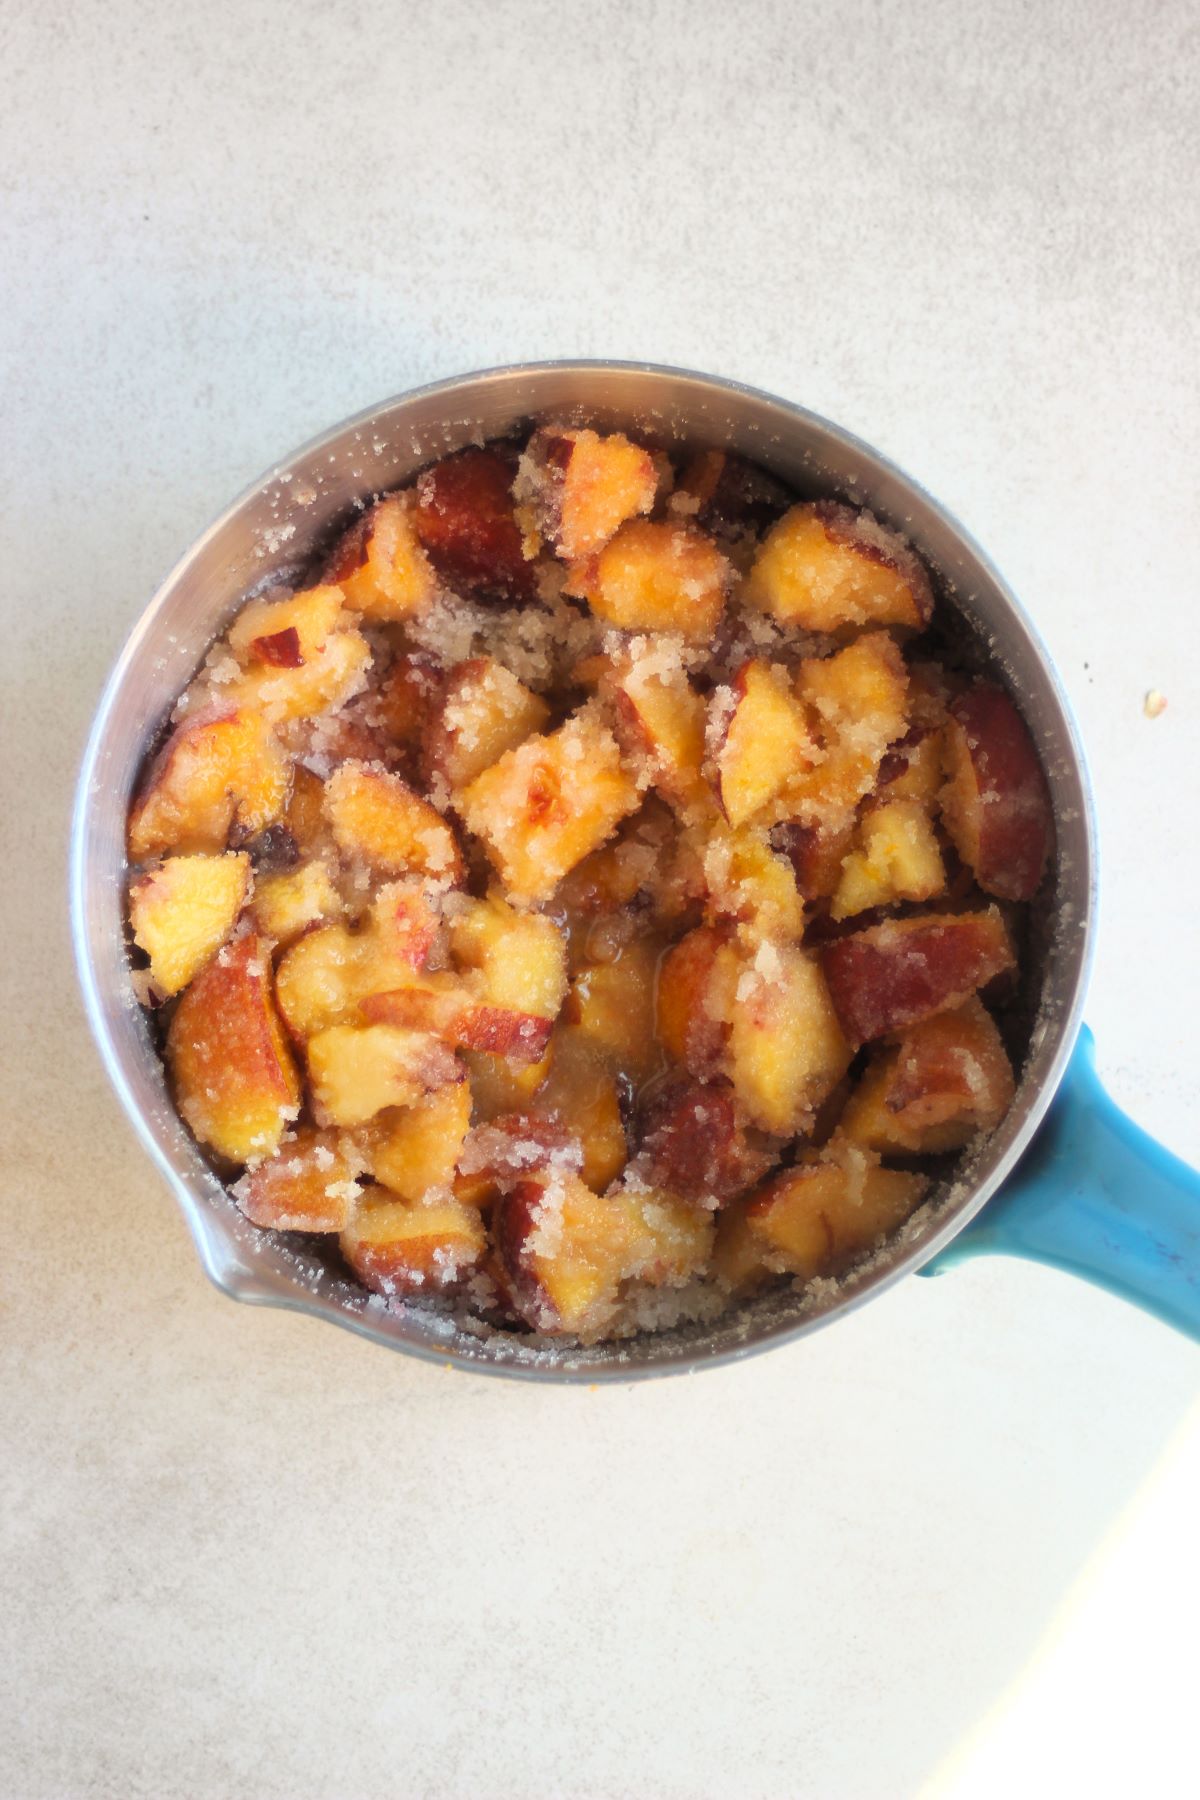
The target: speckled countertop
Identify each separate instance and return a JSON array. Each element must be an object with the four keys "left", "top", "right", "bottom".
[{"left": 3, "top": 3, "right": 1198, "bottom": 1796}]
